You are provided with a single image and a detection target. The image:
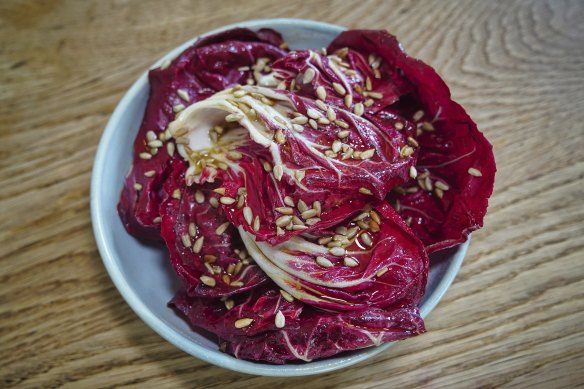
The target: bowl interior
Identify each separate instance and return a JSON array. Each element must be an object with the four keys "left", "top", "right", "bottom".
[{"left": 91, "top": 18, "right": 468, "bottom": 377}]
